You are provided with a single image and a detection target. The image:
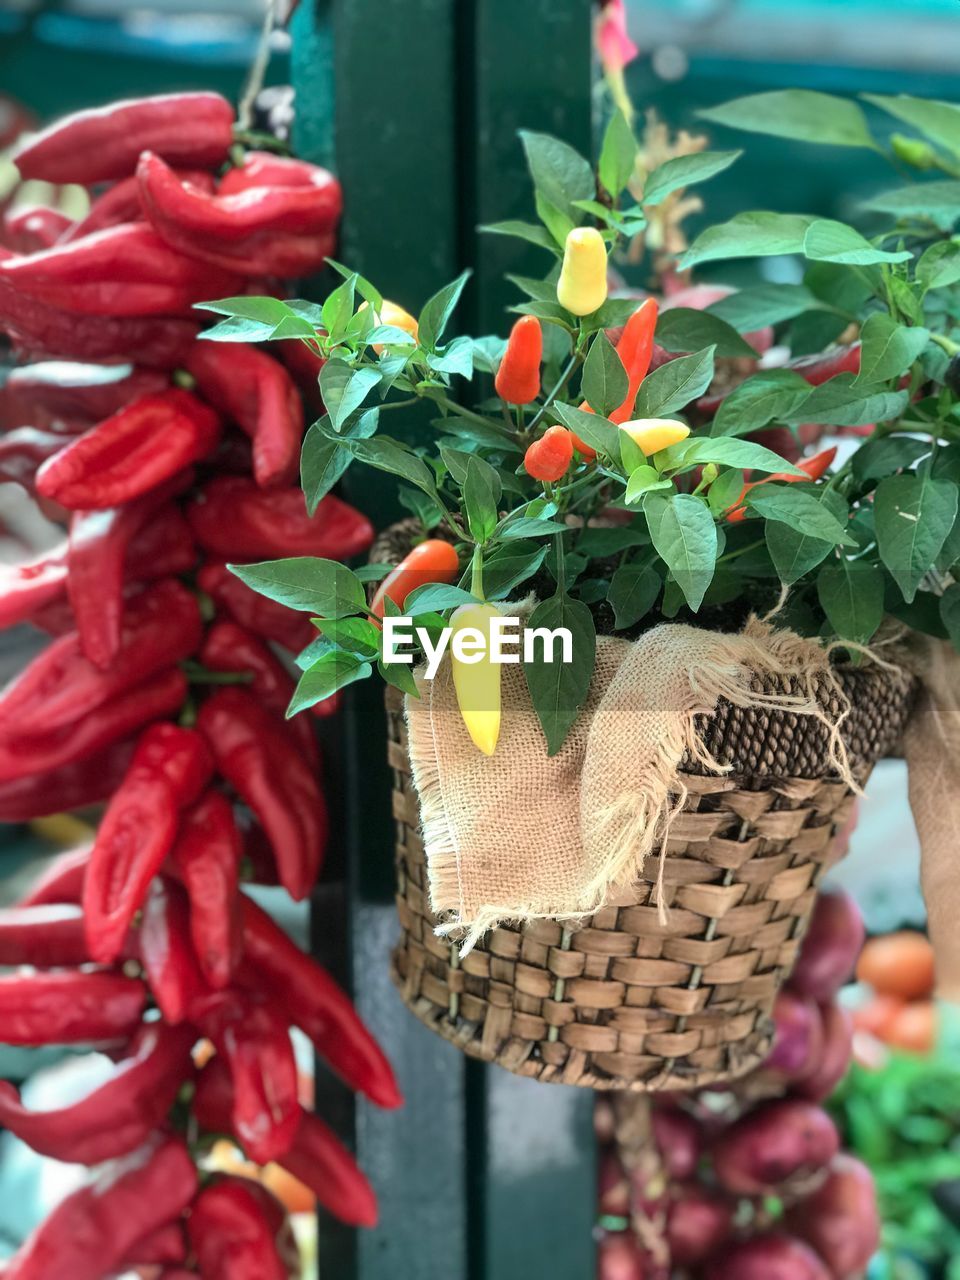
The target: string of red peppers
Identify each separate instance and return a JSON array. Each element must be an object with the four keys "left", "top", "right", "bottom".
[{"left": 0, "top": 90, "right": 397, "bottom": 1278}]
